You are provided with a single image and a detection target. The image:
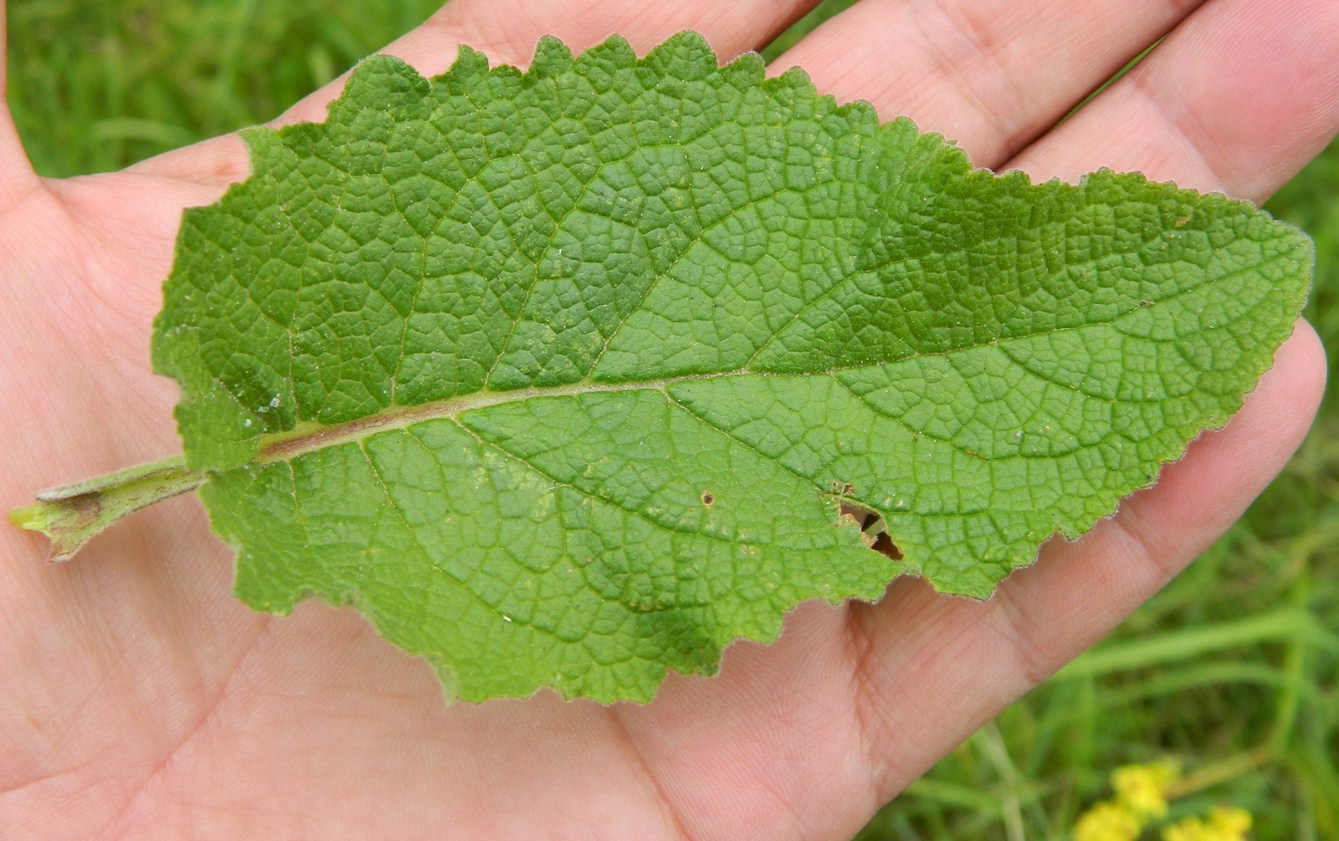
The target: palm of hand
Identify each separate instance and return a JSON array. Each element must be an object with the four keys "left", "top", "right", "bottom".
[{"left": 2, "top": 1, "right": 1335, "bottom": 838}]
